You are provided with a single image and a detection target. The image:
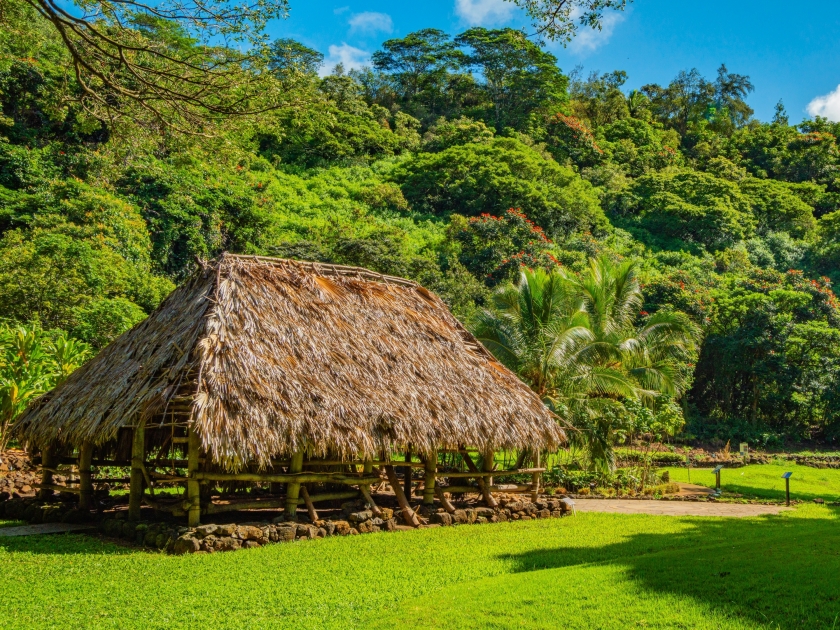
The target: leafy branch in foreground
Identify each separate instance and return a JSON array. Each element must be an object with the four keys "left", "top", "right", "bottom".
[
  {"left": 510, "top": 0, "right": 631, "bottom": 43},
  {"left": 12, "top": 0, "right": 291, "bottom": 132}
]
